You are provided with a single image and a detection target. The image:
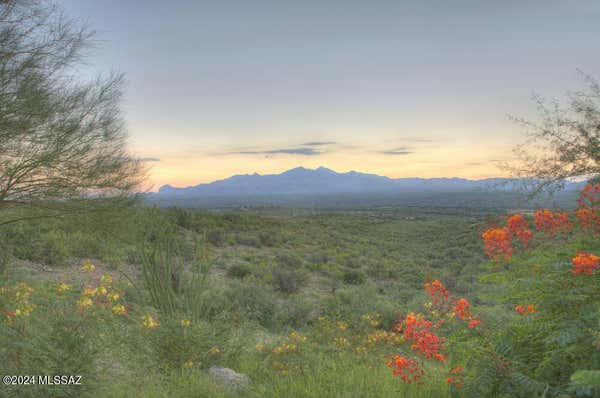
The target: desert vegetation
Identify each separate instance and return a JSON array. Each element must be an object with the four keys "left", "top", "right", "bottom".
[
  {"left": 1, "top": 186, "right": 600, "bottom": 397},
  {"left": 1, "top": 1, "right": 600, "bottom": 397}
]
